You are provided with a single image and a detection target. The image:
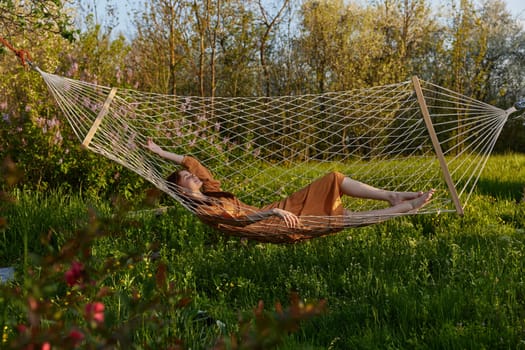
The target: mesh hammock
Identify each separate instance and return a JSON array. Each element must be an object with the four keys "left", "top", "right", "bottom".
[{"left": 34, "top": 66, "right": 512, "bottom": 243}]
